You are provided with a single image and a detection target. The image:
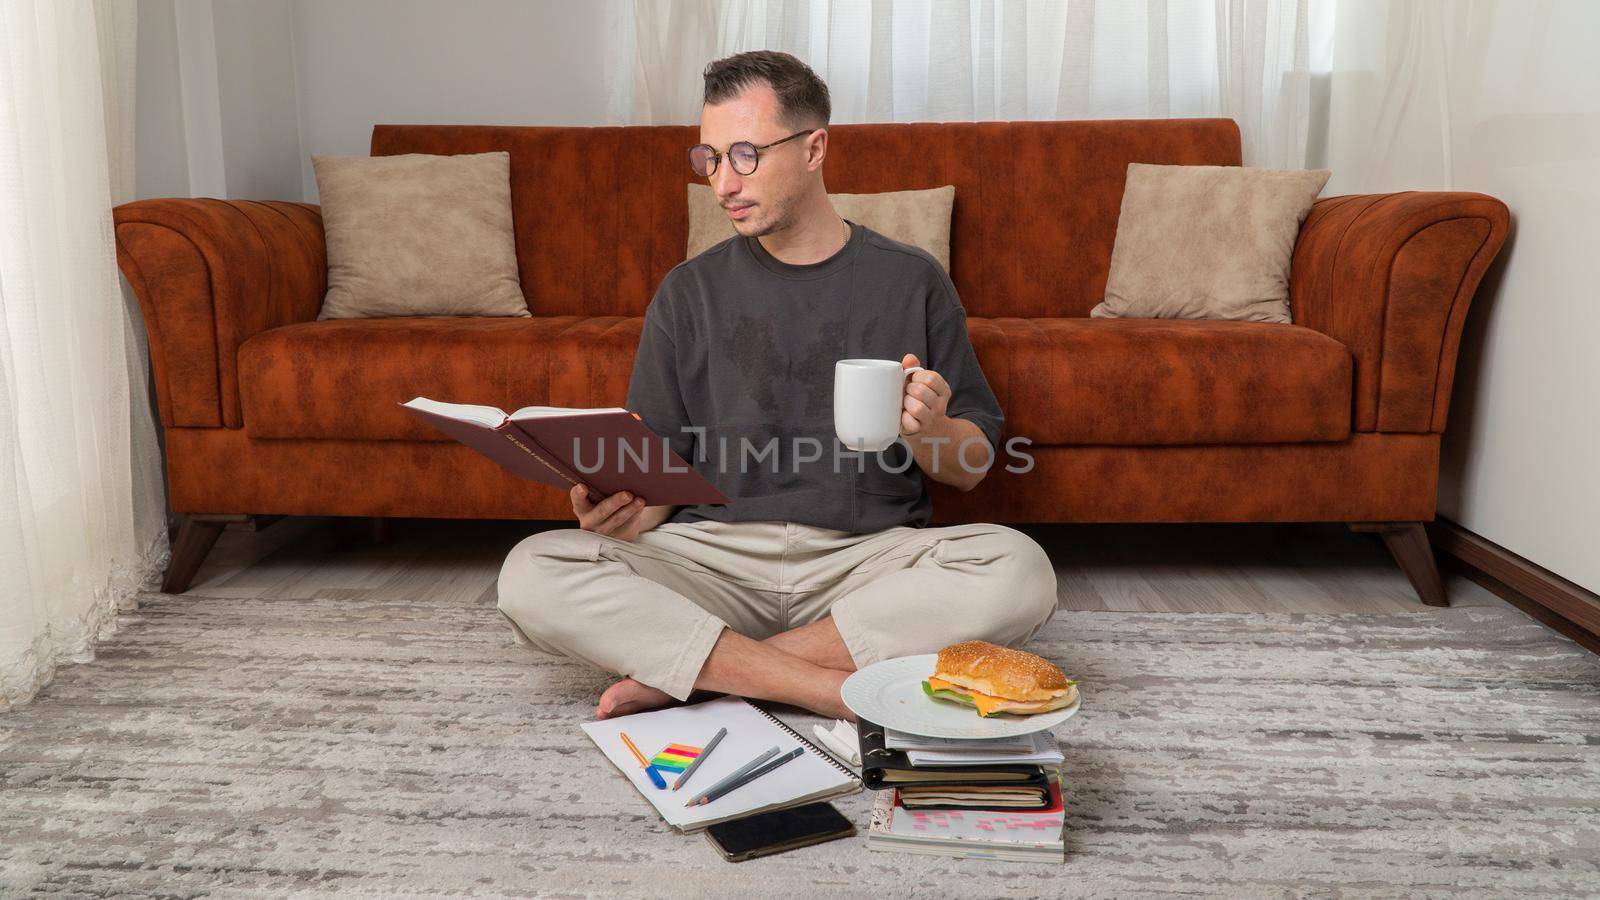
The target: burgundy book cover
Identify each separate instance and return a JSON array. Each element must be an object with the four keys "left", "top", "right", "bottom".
[{"left": 401, "top": 404, "right": 729, "bottom": 507}]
